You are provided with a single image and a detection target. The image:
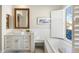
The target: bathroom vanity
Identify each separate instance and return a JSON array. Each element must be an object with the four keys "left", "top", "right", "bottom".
[{"left": 4, "top": 30, "right": 34, "bottom": 53}]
